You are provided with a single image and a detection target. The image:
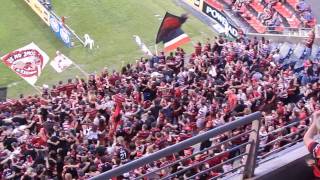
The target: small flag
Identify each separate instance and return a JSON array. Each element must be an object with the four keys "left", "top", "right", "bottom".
[
  {"left": 50, "top": 51, "right": 73, "bottom": 73},
  {"left": 156, "top": 12, "right": 191, "bottom": 52}
]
